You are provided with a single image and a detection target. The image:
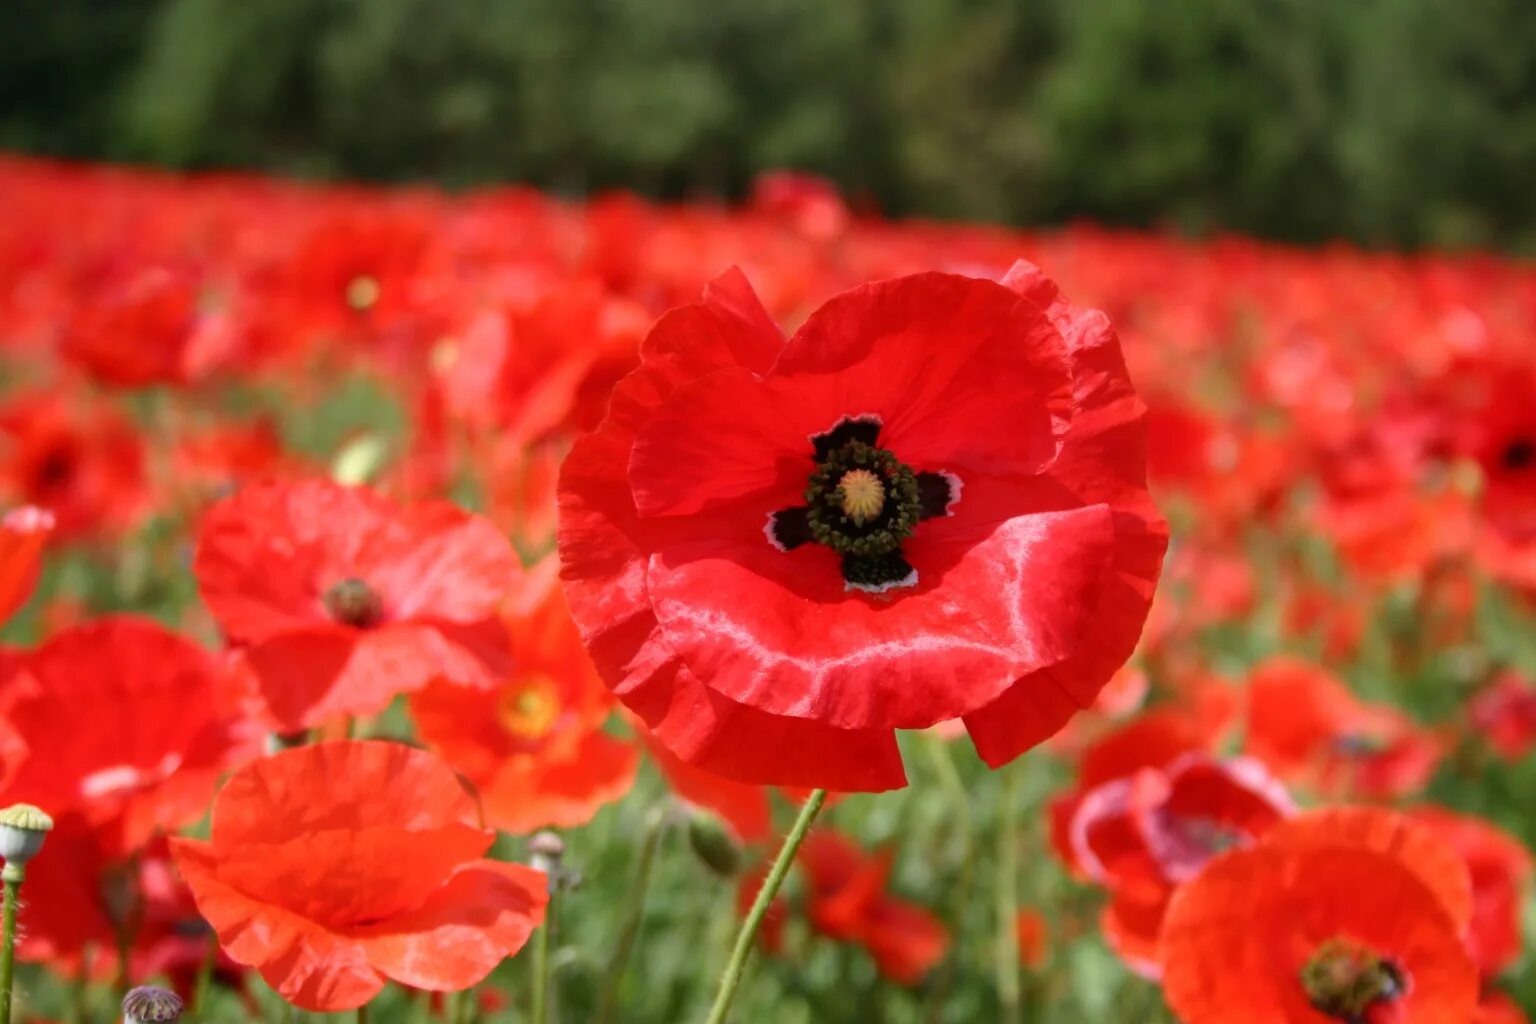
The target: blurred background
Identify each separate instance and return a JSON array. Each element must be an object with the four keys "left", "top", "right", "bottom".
[{"left": 6, "top": 0, "right": 1536, "bottom": 253}]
